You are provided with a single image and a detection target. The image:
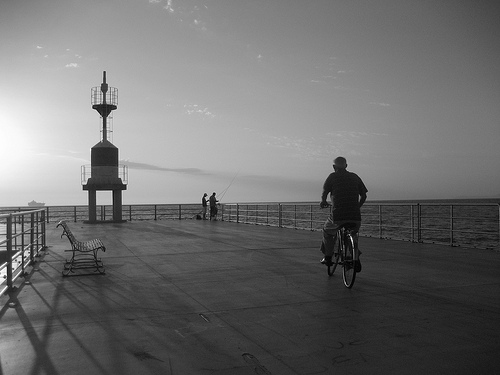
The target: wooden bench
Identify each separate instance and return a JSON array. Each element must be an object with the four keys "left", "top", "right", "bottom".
[{"left": 57, "top": 220, "right": 106, "bottom": 276}]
